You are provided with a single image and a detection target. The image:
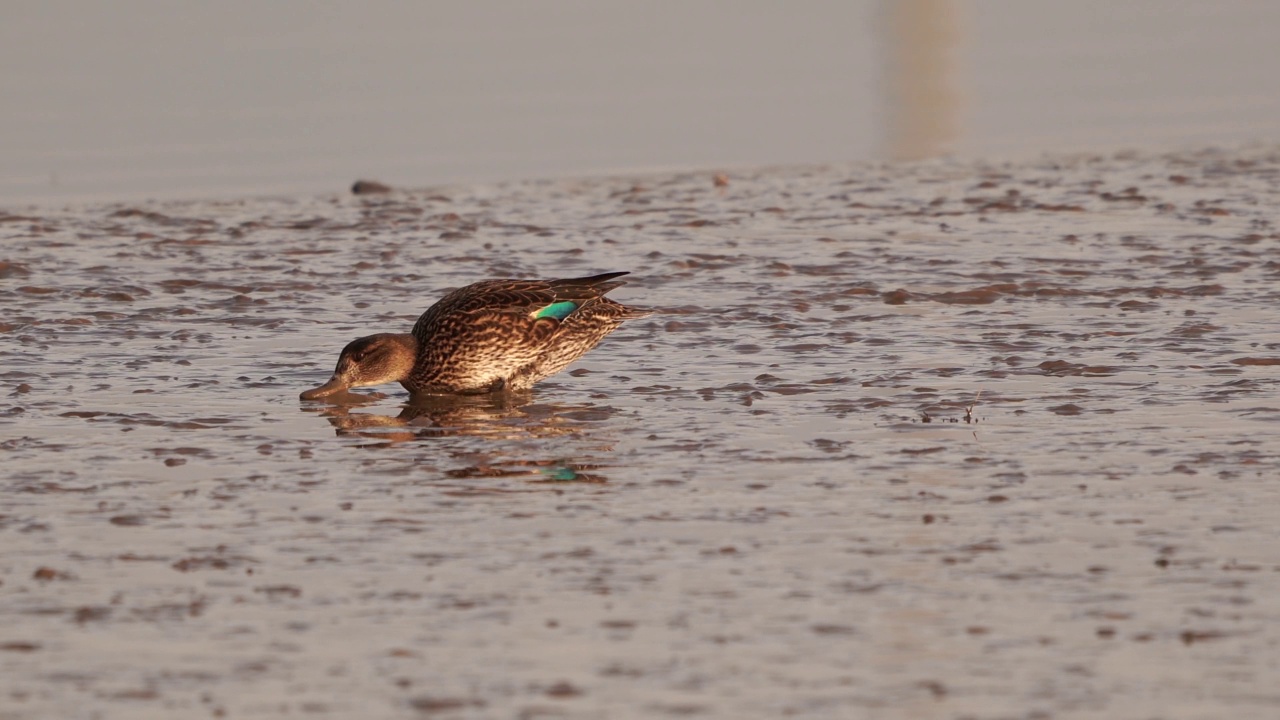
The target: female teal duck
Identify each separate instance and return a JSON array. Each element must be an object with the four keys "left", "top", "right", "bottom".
[{"left": 301, "top": 271, "right": 651, "bottom": 399}]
